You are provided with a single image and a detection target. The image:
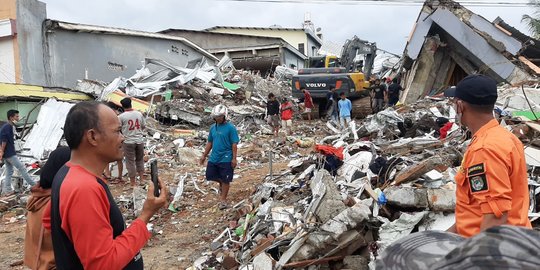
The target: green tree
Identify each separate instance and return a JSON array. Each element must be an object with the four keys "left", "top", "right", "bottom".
[{"left": 522, "top": 0, "right": 540, "bottom": 39}]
